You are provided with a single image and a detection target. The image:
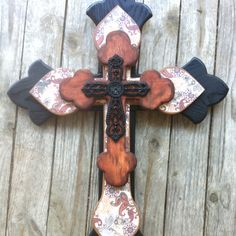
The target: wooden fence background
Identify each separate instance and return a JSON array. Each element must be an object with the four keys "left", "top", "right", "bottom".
[{"left": 0, "top": 0, "right": 235, "bottom": 235}]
